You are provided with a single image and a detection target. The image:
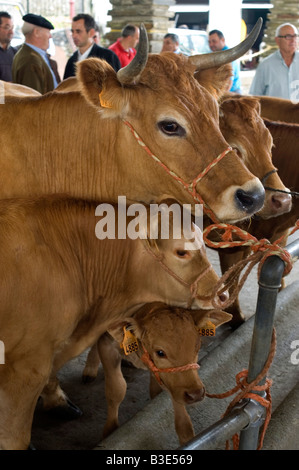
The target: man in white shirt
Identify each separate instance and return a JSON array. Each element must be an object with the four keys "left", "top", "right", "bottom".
[{"left": 249, "top": 23, "right": 299, "bottom": 100}]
